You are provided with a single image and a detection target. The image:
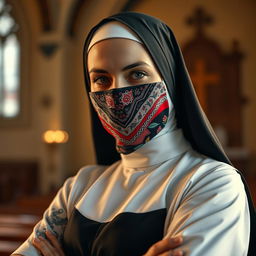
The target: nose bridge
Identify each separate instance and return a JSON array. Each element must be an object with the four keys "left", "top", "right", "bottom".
[{"left": 112, "top": 75, "right": 126, "bottom": 89}]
